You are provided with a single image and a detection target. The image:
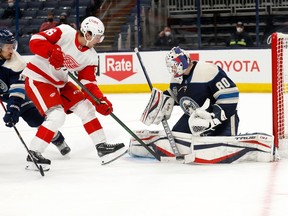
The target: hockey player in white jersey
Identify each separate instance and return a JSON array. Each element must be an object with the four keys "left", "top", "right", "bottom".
[
  {"left": 129, "top": 47, "right": 275, "bottom": 163},
  {"left": 0, "top": 29, "right": 71, "bottom": 158},
  {"left": 22, "top": 16, "right": 126, "bottom": 170}
]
